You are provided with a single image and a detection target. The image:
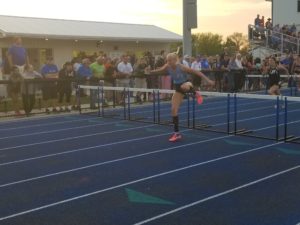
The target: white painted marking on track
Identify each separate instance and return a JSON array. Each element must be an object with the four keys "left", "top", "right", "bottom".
[
  {"left": 0, "top": 142, "right": 281, "bottom": 221},
  {"left": 0, "top": 124, "right": 155, "bottom": 151},
  {"left": 0, "top": 132, "right": 230, "bottom": 187},
  {"left": 0, "top": 121, "right": 118, "bottom": 140},
  {"left": 134, "top": 164, "right": 300, "bottom": 225}
]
